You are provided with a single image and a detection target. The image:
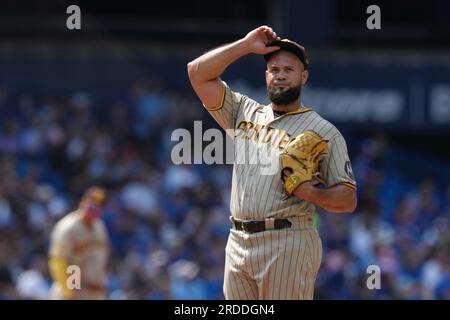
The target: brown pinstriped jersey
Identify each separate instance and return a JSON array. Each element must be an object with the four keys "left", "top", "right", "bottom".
[
  {"left": 204, "top": 81, "right": 356, "bottom": 220},
  {"left": 49, "top": 211, "right": 109, "bottom": 287}
]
